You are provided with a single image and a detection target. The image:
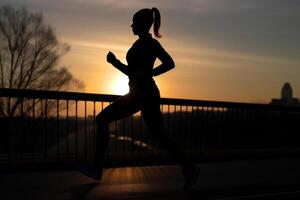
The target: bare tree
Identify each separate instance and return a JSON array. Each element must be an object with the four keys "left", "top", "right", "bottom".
[{"left": 0, "top": 5, "right": 85, "bottom": 117}]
